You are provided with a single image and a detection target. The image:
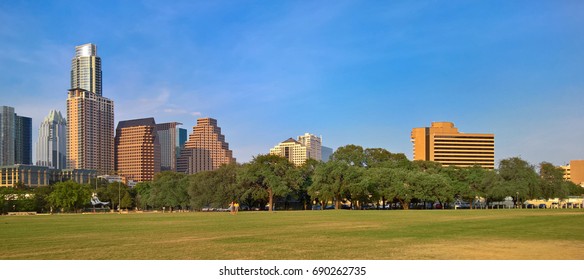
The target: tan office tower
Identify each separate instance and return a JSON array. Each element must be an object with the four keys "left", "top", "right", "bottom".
[
  {"left": 564, "top": 160, "right": 584, "bottom": 186},
  {"left": 114, "top": 118, "right": 160, "bottom": 182},
  {"left": 411, "top": 122, "right": 495, "bottom": 169},
  {"left": 177, "top": 118, "right": 235, "bottom": 174},
  {"left": 270, "top": 133, "right": 322, "bottom": 165},
  {"left": 66, "top": 44, "right": 114, "bottom": 174}
]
